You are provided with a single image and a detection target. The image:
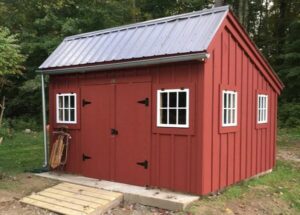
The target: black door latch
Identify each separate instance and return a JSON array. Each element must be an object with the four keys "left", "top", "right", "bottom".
[
  {"left": 82, "top": 153, "right": 91, "bottom": 161},
  {"left": 111, "top": 128, "right": 118, "bottom": 135},
  {"left": 137, "top": 98, "right": 149, "bottom": 106},
  {"left": 82, "top": 99, "right": 92, "bottom": 107},
  {"left": 136, "top": 160, "right": 148, "bottom": 169}
]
